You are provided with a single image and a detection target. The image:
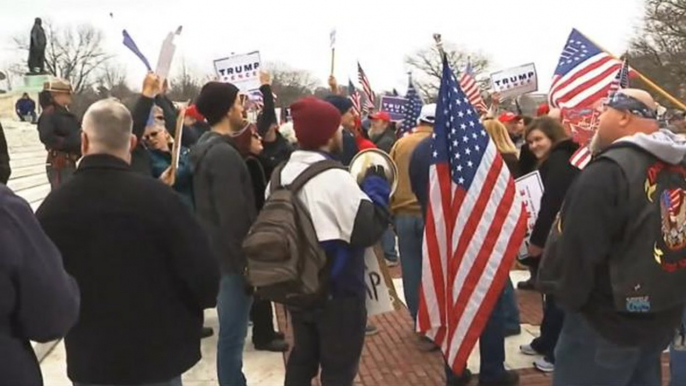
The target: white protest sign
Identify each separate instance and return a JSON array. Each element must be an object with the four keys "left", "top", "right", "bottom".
[
  {"left": 490, "top": 63, "right": 538, "bottom": 99},
  {"left": 365, "top": 245, "right": 402, "bottom": 316},
  {"left": 155, "top": 27, "right": 182, "bottom": 81},
  {"left": 515, "top": 171, "right": 544, "bottom": 260},
  {"left": 213, "top": 51, "right": 262, "bottom": 93}
]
